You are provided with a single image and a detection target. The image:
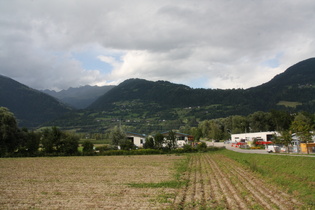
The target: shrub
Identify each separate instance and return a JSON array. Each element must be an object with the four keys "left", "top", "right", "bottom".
[
  {"left": 82, "top": 140, "right": 94, "bottom": 155},
  {"left": 197, "top": 142, "right": 207, "bottom": 152}
]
